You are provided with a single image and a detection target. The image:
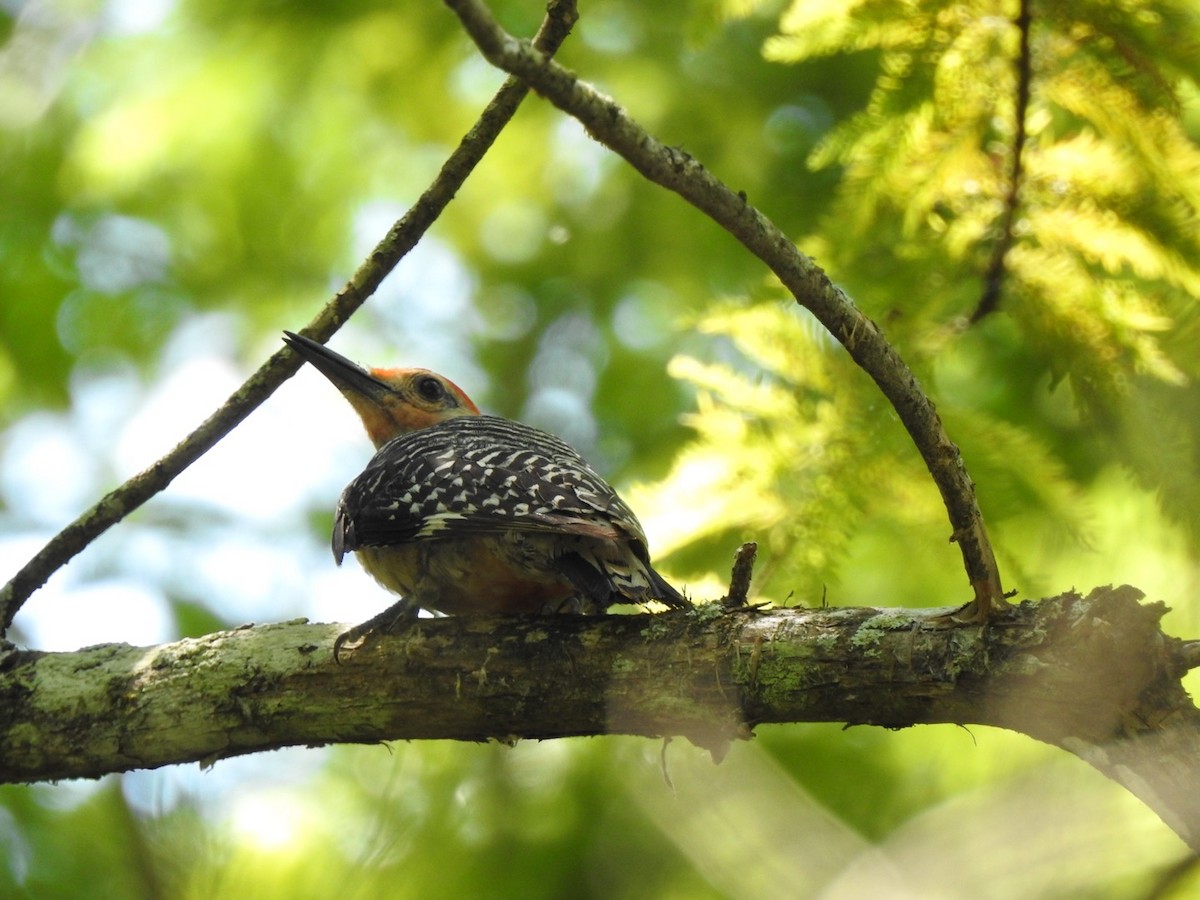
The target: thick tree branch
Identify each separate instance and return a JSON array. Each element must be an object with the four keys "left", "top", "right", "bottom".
[
  {"left": 1, "top": 586, "right": 1196, "bottom": 849},
  {"left": 443, "top": 0, "right": 1006, "bottom": 618},
  {"left": 0, "top": 0, "right": 580, "bottom": 635}
]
